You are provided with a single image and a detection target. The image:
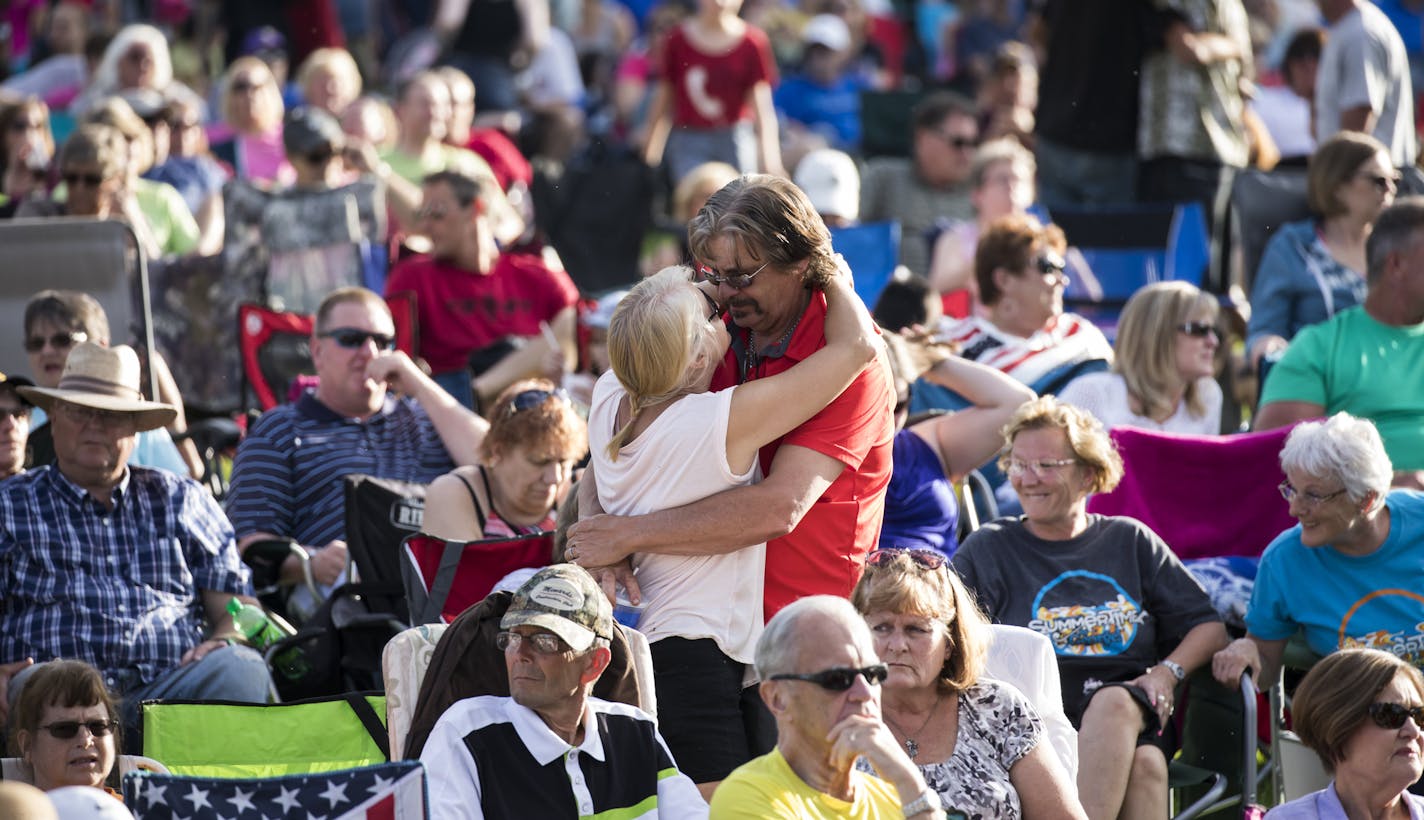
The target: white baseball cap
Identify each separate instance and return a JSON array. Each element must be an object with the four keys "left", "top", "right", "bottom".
[
  {"left": 802, "top": 14, "right": 851, "bottom": 52},
  {"left": 794, "top": 149, "right": 861, "bottom": 222}
]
